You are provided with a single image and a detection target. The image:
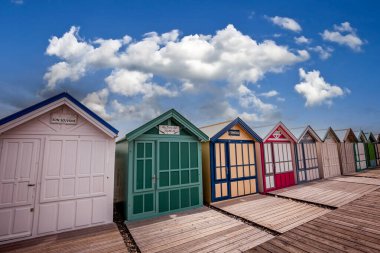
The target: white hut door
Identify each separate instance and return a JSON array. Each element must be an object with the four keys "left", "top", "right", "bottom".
[
  {"left": 343, "top": 143, "right": 356, "bottom": 174},
  {"left": 0, "top": 138, "right": 40, "bottom": 242},
  {"left": 263, "top": 143, "right": 275, "bottom": 189},
  {"left": 322, "top": 143, "right": 340, "bottom": 178},
  {"left": 356, "top": 143, "right": 367, "bottom": 170},
  {"left": 376, "top": 144, "right": 380, "bottom": 166}
]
